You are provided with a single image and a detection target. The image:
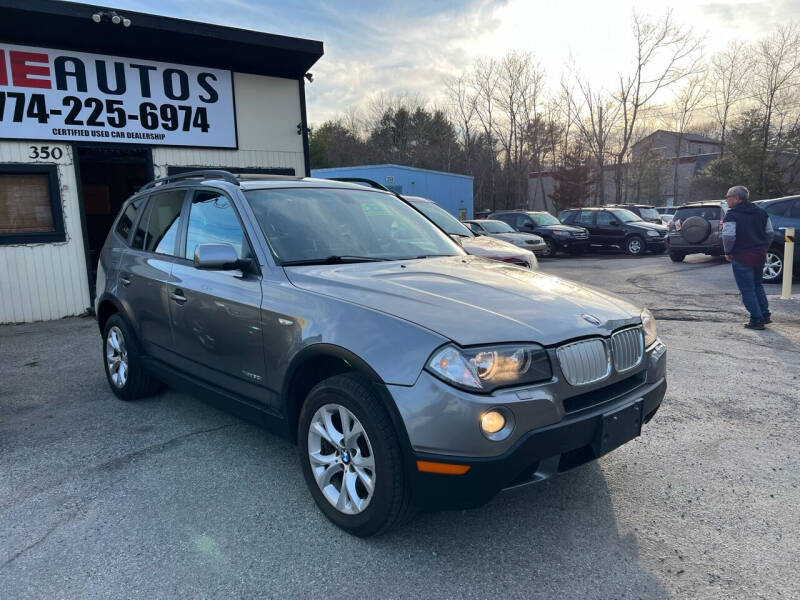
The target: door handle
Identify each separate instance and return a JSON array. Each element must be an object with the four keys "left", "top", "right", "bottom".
[
  {"left": 170, "top": 290, "right": 187, "bottom": 304},
  {"left": 119, "top": 273, "right": 132, "bottom": 286}
]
